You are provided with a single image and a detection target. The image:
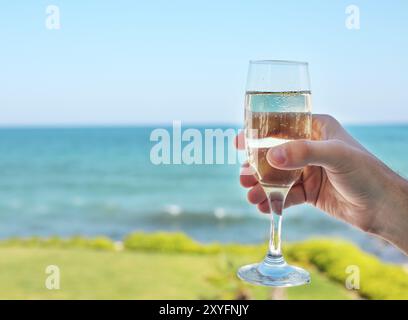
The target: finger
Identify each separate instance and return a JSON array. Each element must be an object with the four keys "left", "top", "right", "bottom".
[
  {"left": 266, "top": 139, "right": 355, "bottom": 173},
  {"left": 247, "top": 184, "right": 267, "bottom": 205},
  {"left": 240, "top": 165, "right": 258, "bottom": 187},
  {"left": 284, "top": 184, "right": 307, "bottom": 208},
  {"left": 257, "top": 184, "right": 306, "bottom": 214},
  {"left": 312, "top": 114, "right": 366, "bottom": 151},
  {"left": 234, "top": 130, "right": 245, "bottom": 150},
  {"left": 257, "top": 199, "right": 270, "bottom": 213},
  {"left": 240, "top": 174, "right": 258, "bottom": 188},
  {"left": 311, "top": 114, "right": 341, "bottom": 141}
]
